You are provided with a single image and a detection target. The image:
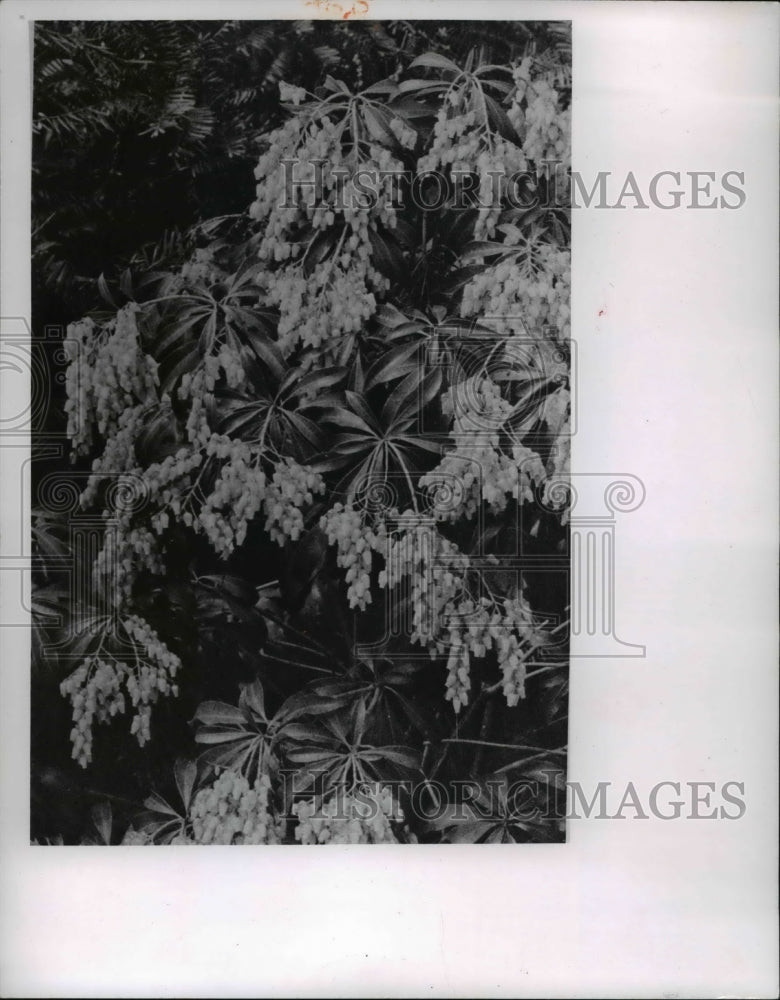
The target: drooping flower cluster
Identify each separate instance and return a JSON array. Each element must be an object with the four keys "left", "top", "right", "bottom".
[
  {"left": 320, "top": 503, "right": 387, "bottom": 610},
  {"left": 250, "top": 103, "right": 404, "bottom": 259},
  {"left": 372, "top": 502, "right": 544, "bottom": 713},
  {"left": 520, "top": 79, "right": 570, "bottom": 171},
  {"left": 378, "top": 510, "right": 470, "bottom": 650},
  {"left": 388, "top": 114, "right": 417, "bottom": 151},
  {"left": 81, "top": 375, "right": 249, "bottom": 596},
  {"left": 417, "top": 97, "right": 527, "bottom": 240},
  {"left": 94, "top": 434, "right": 325, "bottom": 580},
  {"left": 249, "top": 96, "right": 411, "bottom": 358},
  {"left": 293, "top": 784, "right": 403, "bottom": 844},
  {"left": 60, "top": 657, "right": 125, "bottom": 768},
  {"left": 264, "top": 458, "right": 326, "bottom": 545},
  {"left": 78, "top": 405, "right": 149, "bottom": 511},
  {"left": 441, "top": 600, "right": 492, "bottom": 711},
  {"left": 192, "top": 435, "right": 268, "bottom": 557},
  {"left": 460, "top": 243, "right": 571, "bottom": 340},
  {"left": 442, "top": 592, "right": 539, "bottom": 712},
  {"left": 496, "top": 599, "right": 537, "bottom": 706},
  {"left": 94, "top": 503, "right": 165, "bottom": 605},
  {"left": 420, "top": 376, "right": 546, "bottom": 522},
  {"left": 261, "top": 261, "right": 379, "bottom": 357},
  {"left": 60, "top": 615, "right": 181, "bottom": 768},
  {"left": 63, "top": 315, "right": 210, "bottom": 600},
  {"left": 189, "top": 769, "right": 284, "bottom": 845},
  {"left": 508, "top": 59, "right": 571, "bottom": 173},
  {"left": 66, "top": 305, "right": 328, "bottom": 593},
  {"left": 178, "top": 345, "right": 250, "bottom": 441},
  {"left": 64, "top": 305, "right": 159, "bottom": 457}
]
